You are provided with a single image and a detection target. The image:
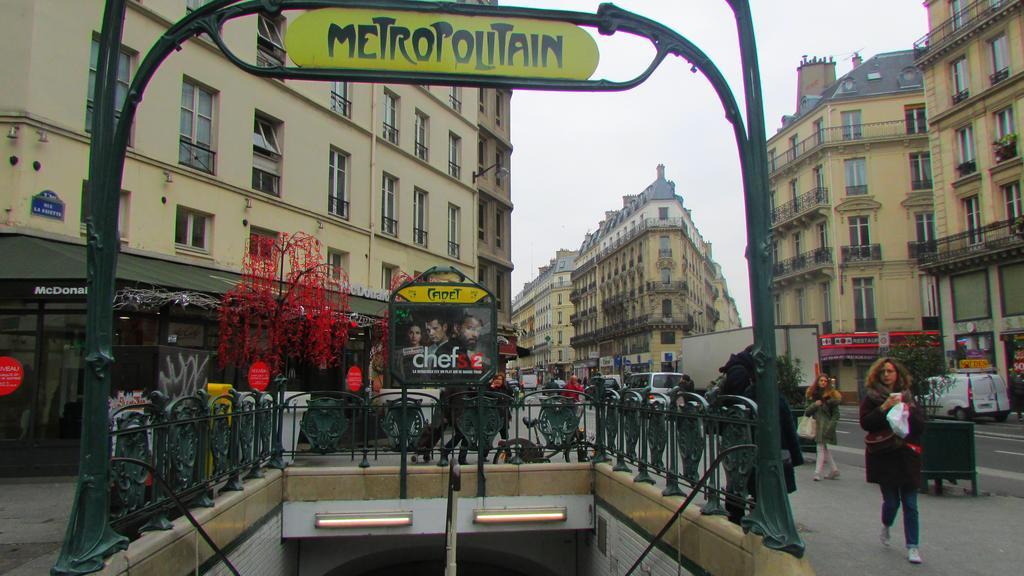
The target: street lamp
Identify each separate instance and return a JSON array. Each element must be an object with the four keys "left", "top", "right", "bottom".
[{"left": 472, "top": 162, "right": 510, "bottom": 183}]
